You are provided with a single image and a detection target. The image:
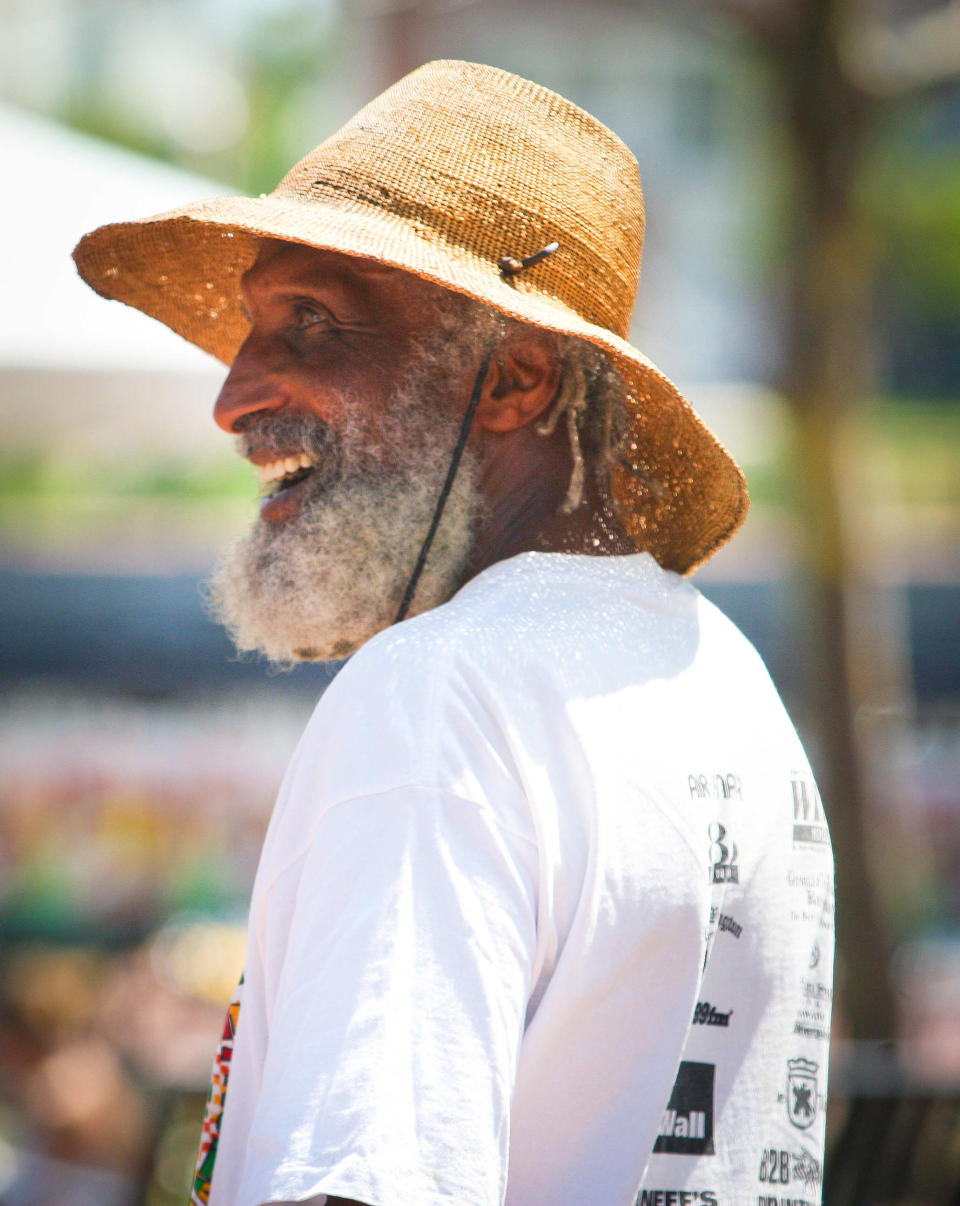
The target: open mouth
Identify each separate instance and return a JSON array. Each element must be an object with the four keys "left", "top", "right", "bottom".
[{"left": 257, "top": 453, "right": 317, "bottom": 498}]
